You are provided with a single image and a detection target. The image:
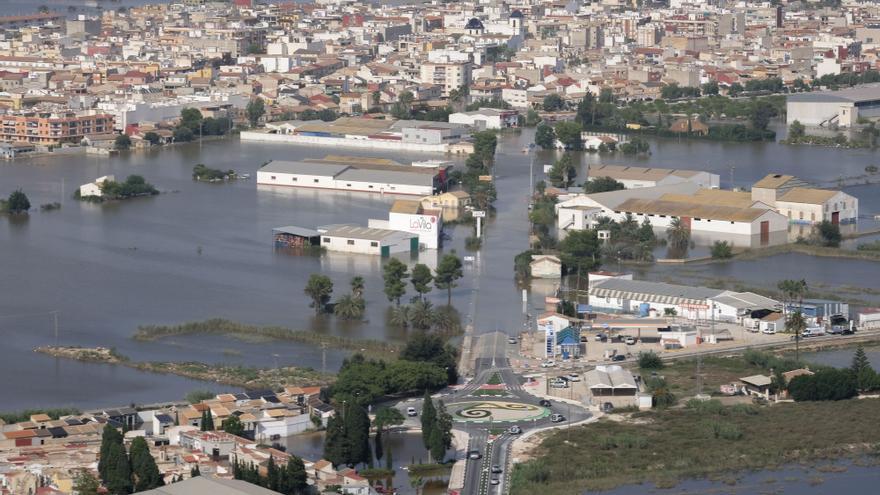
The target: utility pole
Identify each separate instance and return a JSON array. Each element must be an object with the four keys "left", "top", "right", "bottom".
[
  {"left": 321, "top": 342, "right": 327, "bottom": 375},
  {"left": 729, "top": 165, "right": 735, "bottom": 190},
  {"left": 53, "top": 311, "right": 59, "bottom": 346}
]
